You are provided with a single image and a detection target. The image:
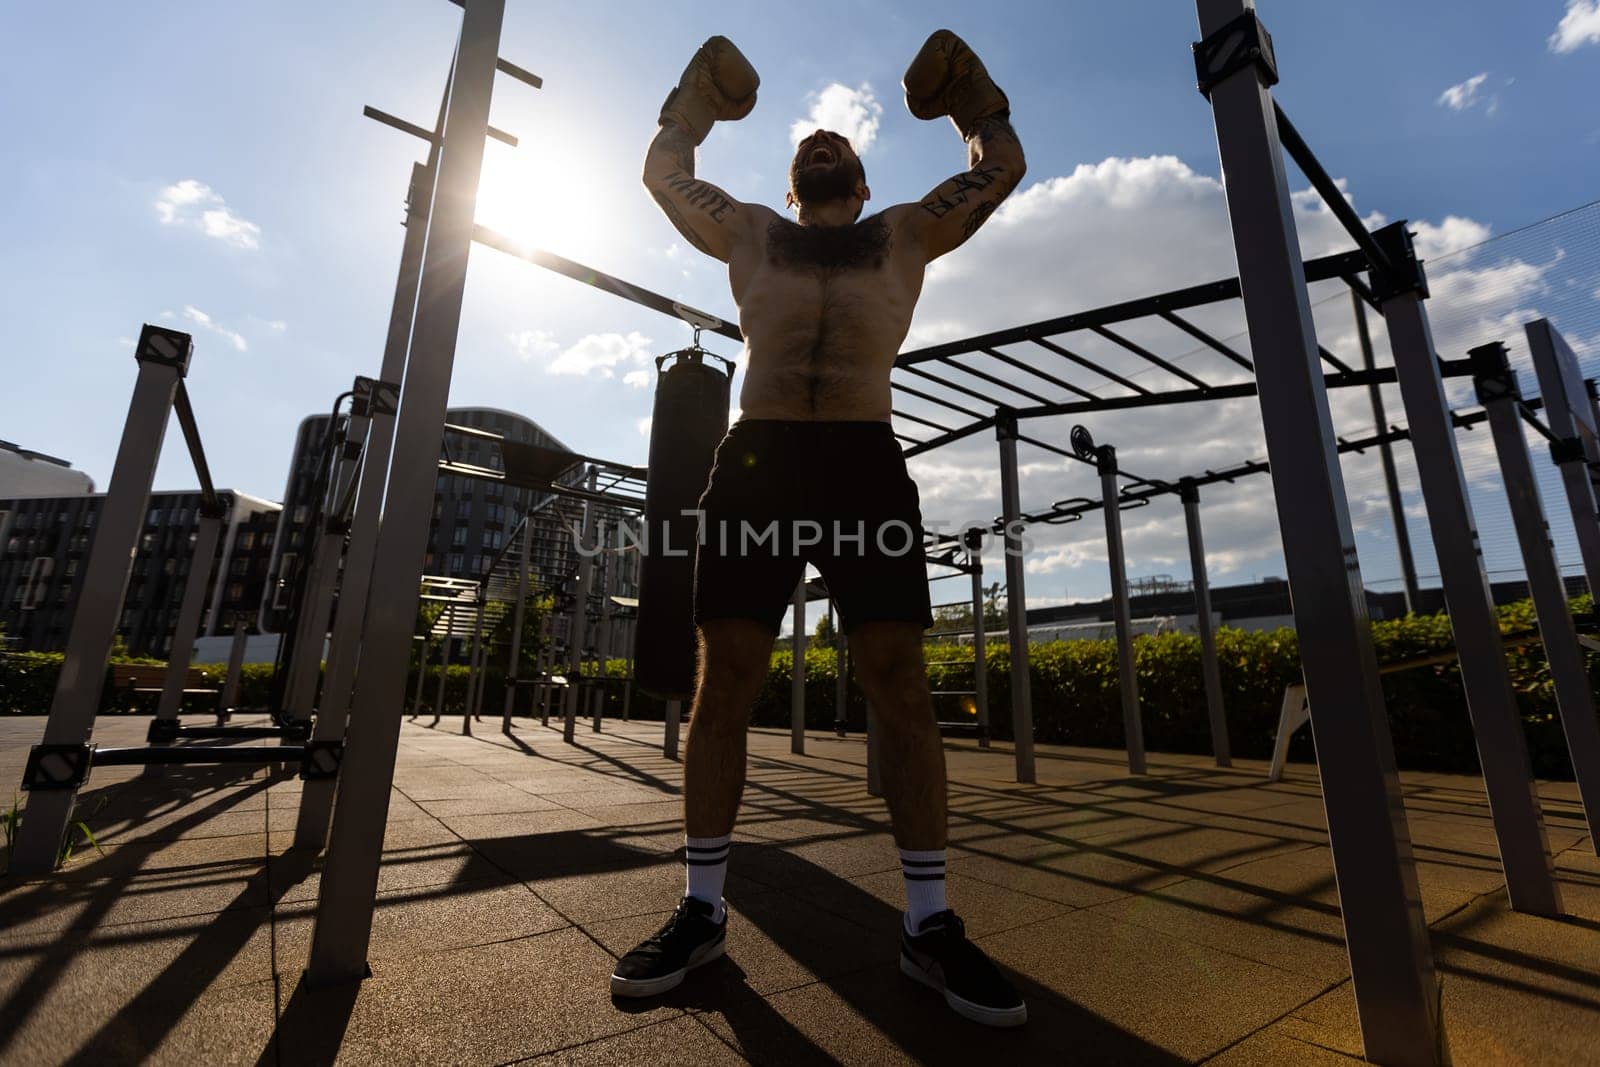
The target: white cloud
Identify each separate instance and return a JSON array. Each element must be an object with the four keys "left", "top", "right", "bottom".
[
  {"left": 636, "top": 416, "right": 653, "bottom": 438},
  {"left": 1550, "top": 0, "right": 1600, "bottom": 52},
  {"left": 1437, "top": 72, "right": 1490, "bottom": 112},
  {"left": 512, "top": 329, "right": 655, "bottom": 380},
  {"left": 180, "top": 306, "right": 248, "bottom": 352},
  {"left": 1409, "top": 216, "right": 1491, "bottom": 259},
  {"left": 789, "top": 83, "right": 884, "bottom": 156},
  {"left": 154, "top": 180, "right": 261, "bottom": 250}
]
